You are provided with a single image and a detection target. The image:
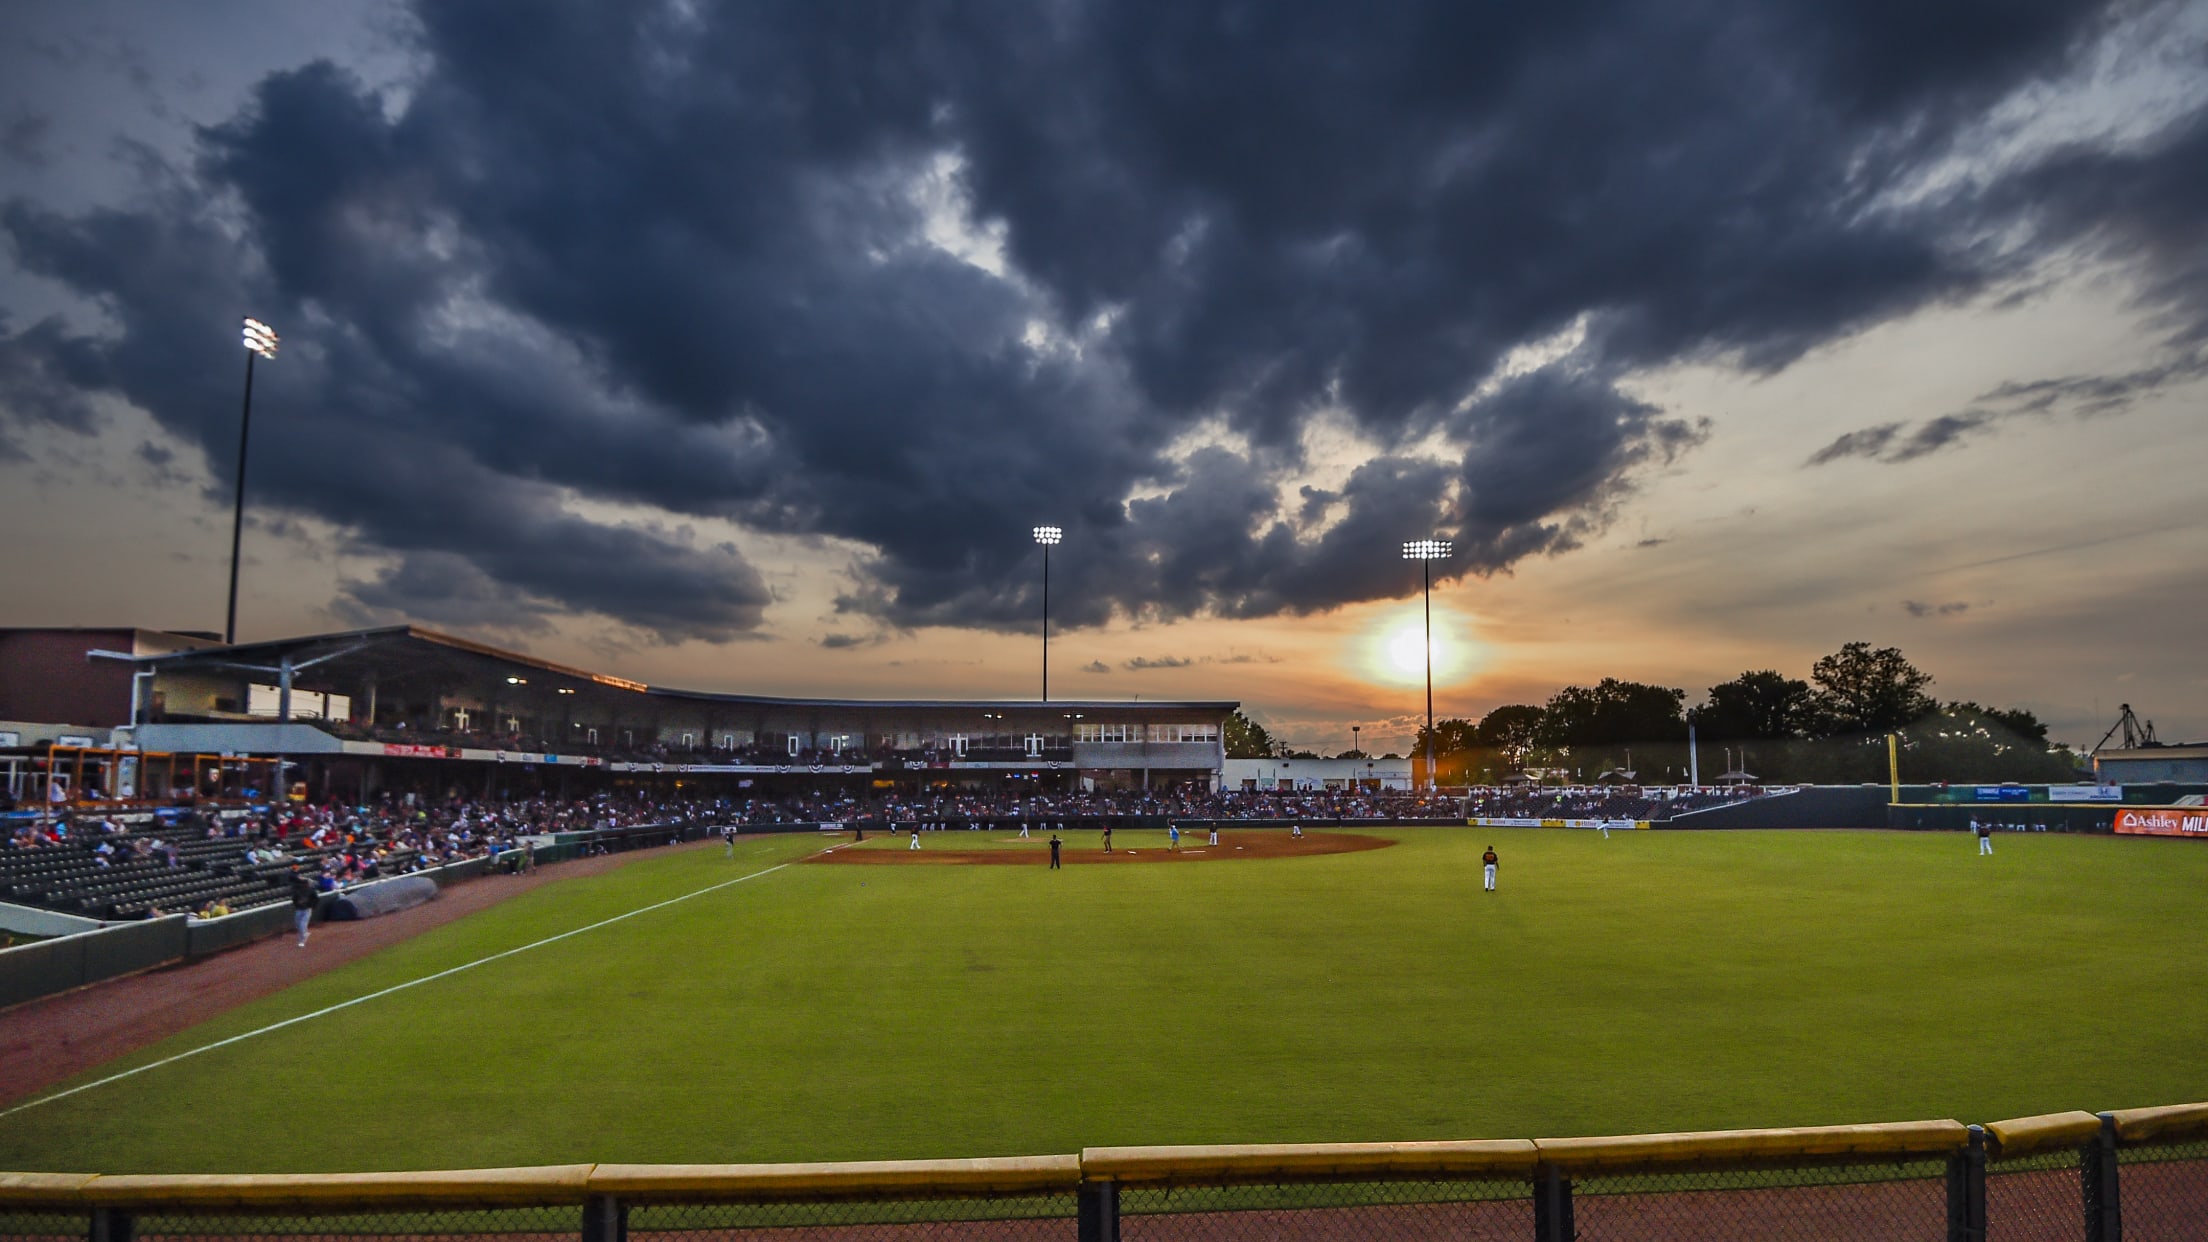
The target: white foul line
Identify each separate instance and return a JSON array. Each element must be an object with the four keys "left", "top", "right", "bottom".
[{"left": 0, "top": 848, "right": 819, "bottom": 1120}]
